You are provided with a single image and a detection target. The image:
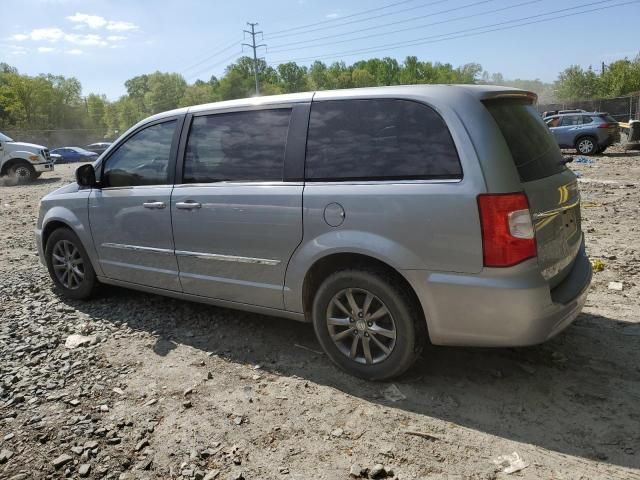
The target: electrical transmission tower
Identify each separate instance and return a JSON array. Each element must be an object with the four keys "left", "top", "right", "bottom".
[{"left": 242, "top": 22, "right": 266, "bottom": 95}]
